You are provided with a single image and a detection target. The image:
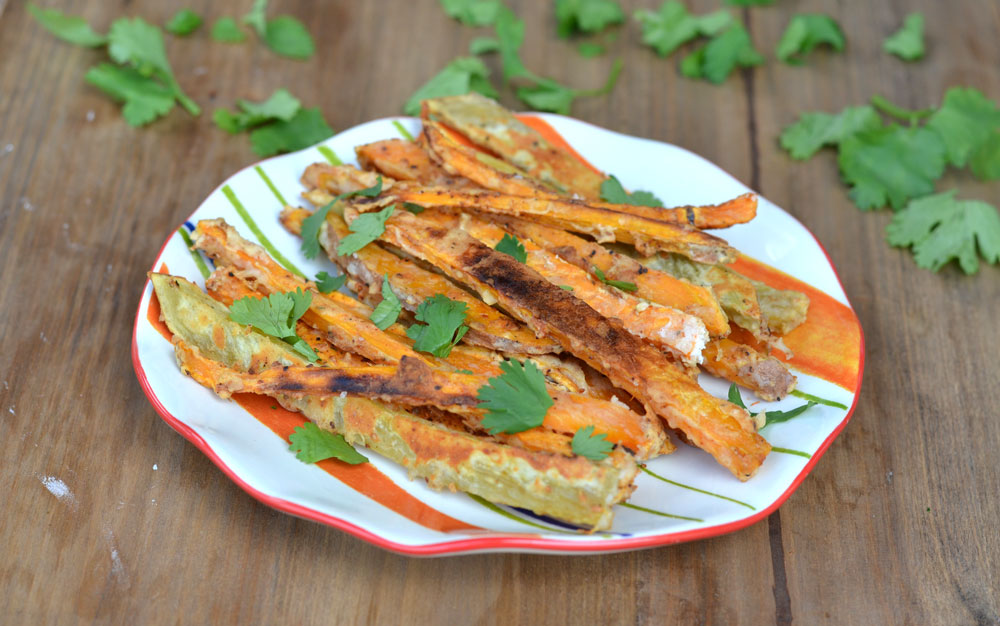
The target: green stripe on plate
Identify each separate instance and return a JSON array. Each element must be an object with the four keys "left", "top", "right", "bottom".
[
  {"left": 254, "top": 165, "right": 288, "bottom": 206},
  {"left": 317, "top": 145, "right": 342, "bottom": 165},
  {"left": 392, "top": 120, "right": 416, "bottom": 142},
  {"left": 177, "top": 227, "right": 211, "bottom": 279},
  {"left": 790, "top": 389, "right": 849, "bottom": 410},
  {"left": 221, "top": 184, "right": 306, "bottom": 278},
  {"left": 620, "top": 502, "right": 703, "bottom": 522},
  {"left": 465, "top": 494, "right": 577, "bottom": 534},
  {"left": 770, "top": 446, "right": 812, "bottom": 459},
  {"left": 638, "top": 465, "right": 755, "bottom": 510}
]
